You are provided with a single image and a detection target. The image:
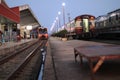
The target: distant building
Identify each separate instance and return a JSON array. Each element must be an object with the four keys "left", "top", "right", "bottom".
[
  {"left": 19, "top": 4, "right": 41, "bottom": 39},
  {"left": 0, "top": 0, "right": 20, "bottom": 42}
]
